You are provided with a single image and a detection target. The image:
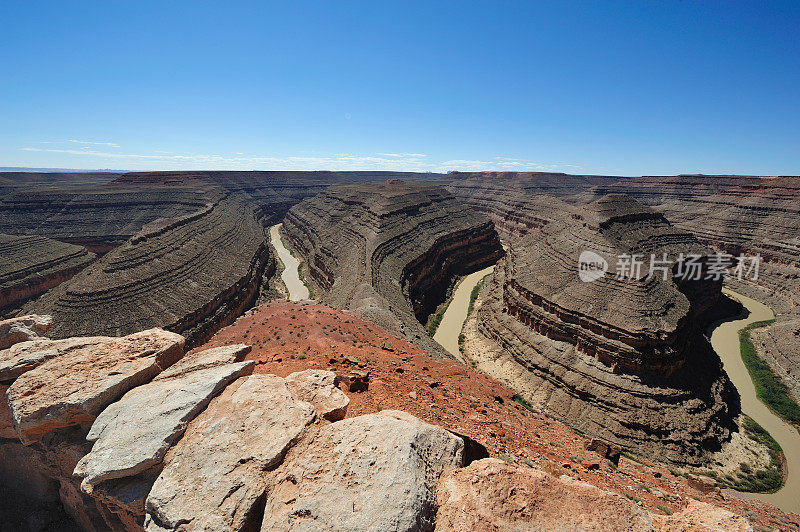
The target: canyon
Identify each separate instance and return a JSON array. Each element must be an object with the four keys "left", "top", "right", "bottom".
[
  {"left": 0, "top": 234, "right": 95, "bottom": 314},
  {"left": 0, "top": 169, "right": 798, "bottom": 530}
]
